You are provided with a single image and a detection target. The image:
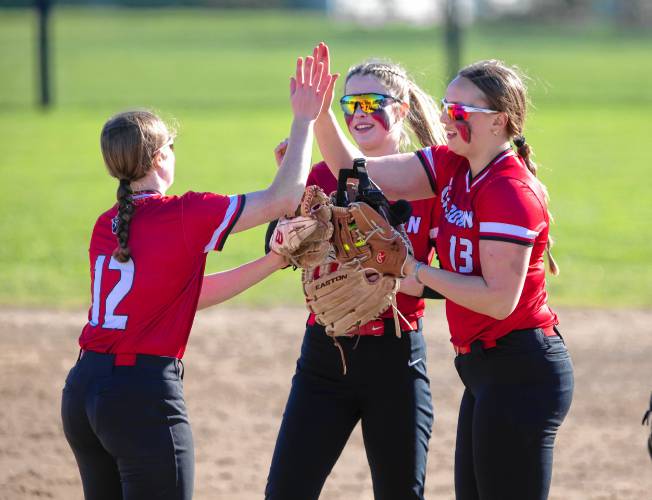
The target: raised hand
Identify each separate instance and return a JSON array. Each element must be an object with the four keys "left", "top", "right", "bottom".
[
  {"left": 290, "top": 49, "right": 336, "bottom": 122},
  {"left": 312, "top": 42, "right": 338, "bottom": 117}
]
